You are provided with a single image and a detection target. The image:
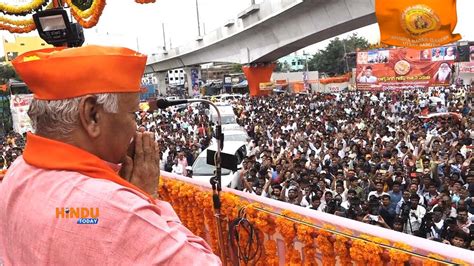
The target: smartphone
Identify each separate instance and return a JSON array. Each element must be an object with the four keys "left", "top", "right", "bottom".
[{"left": 369, "top": 215, "right": 379, "bottom": 221}]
